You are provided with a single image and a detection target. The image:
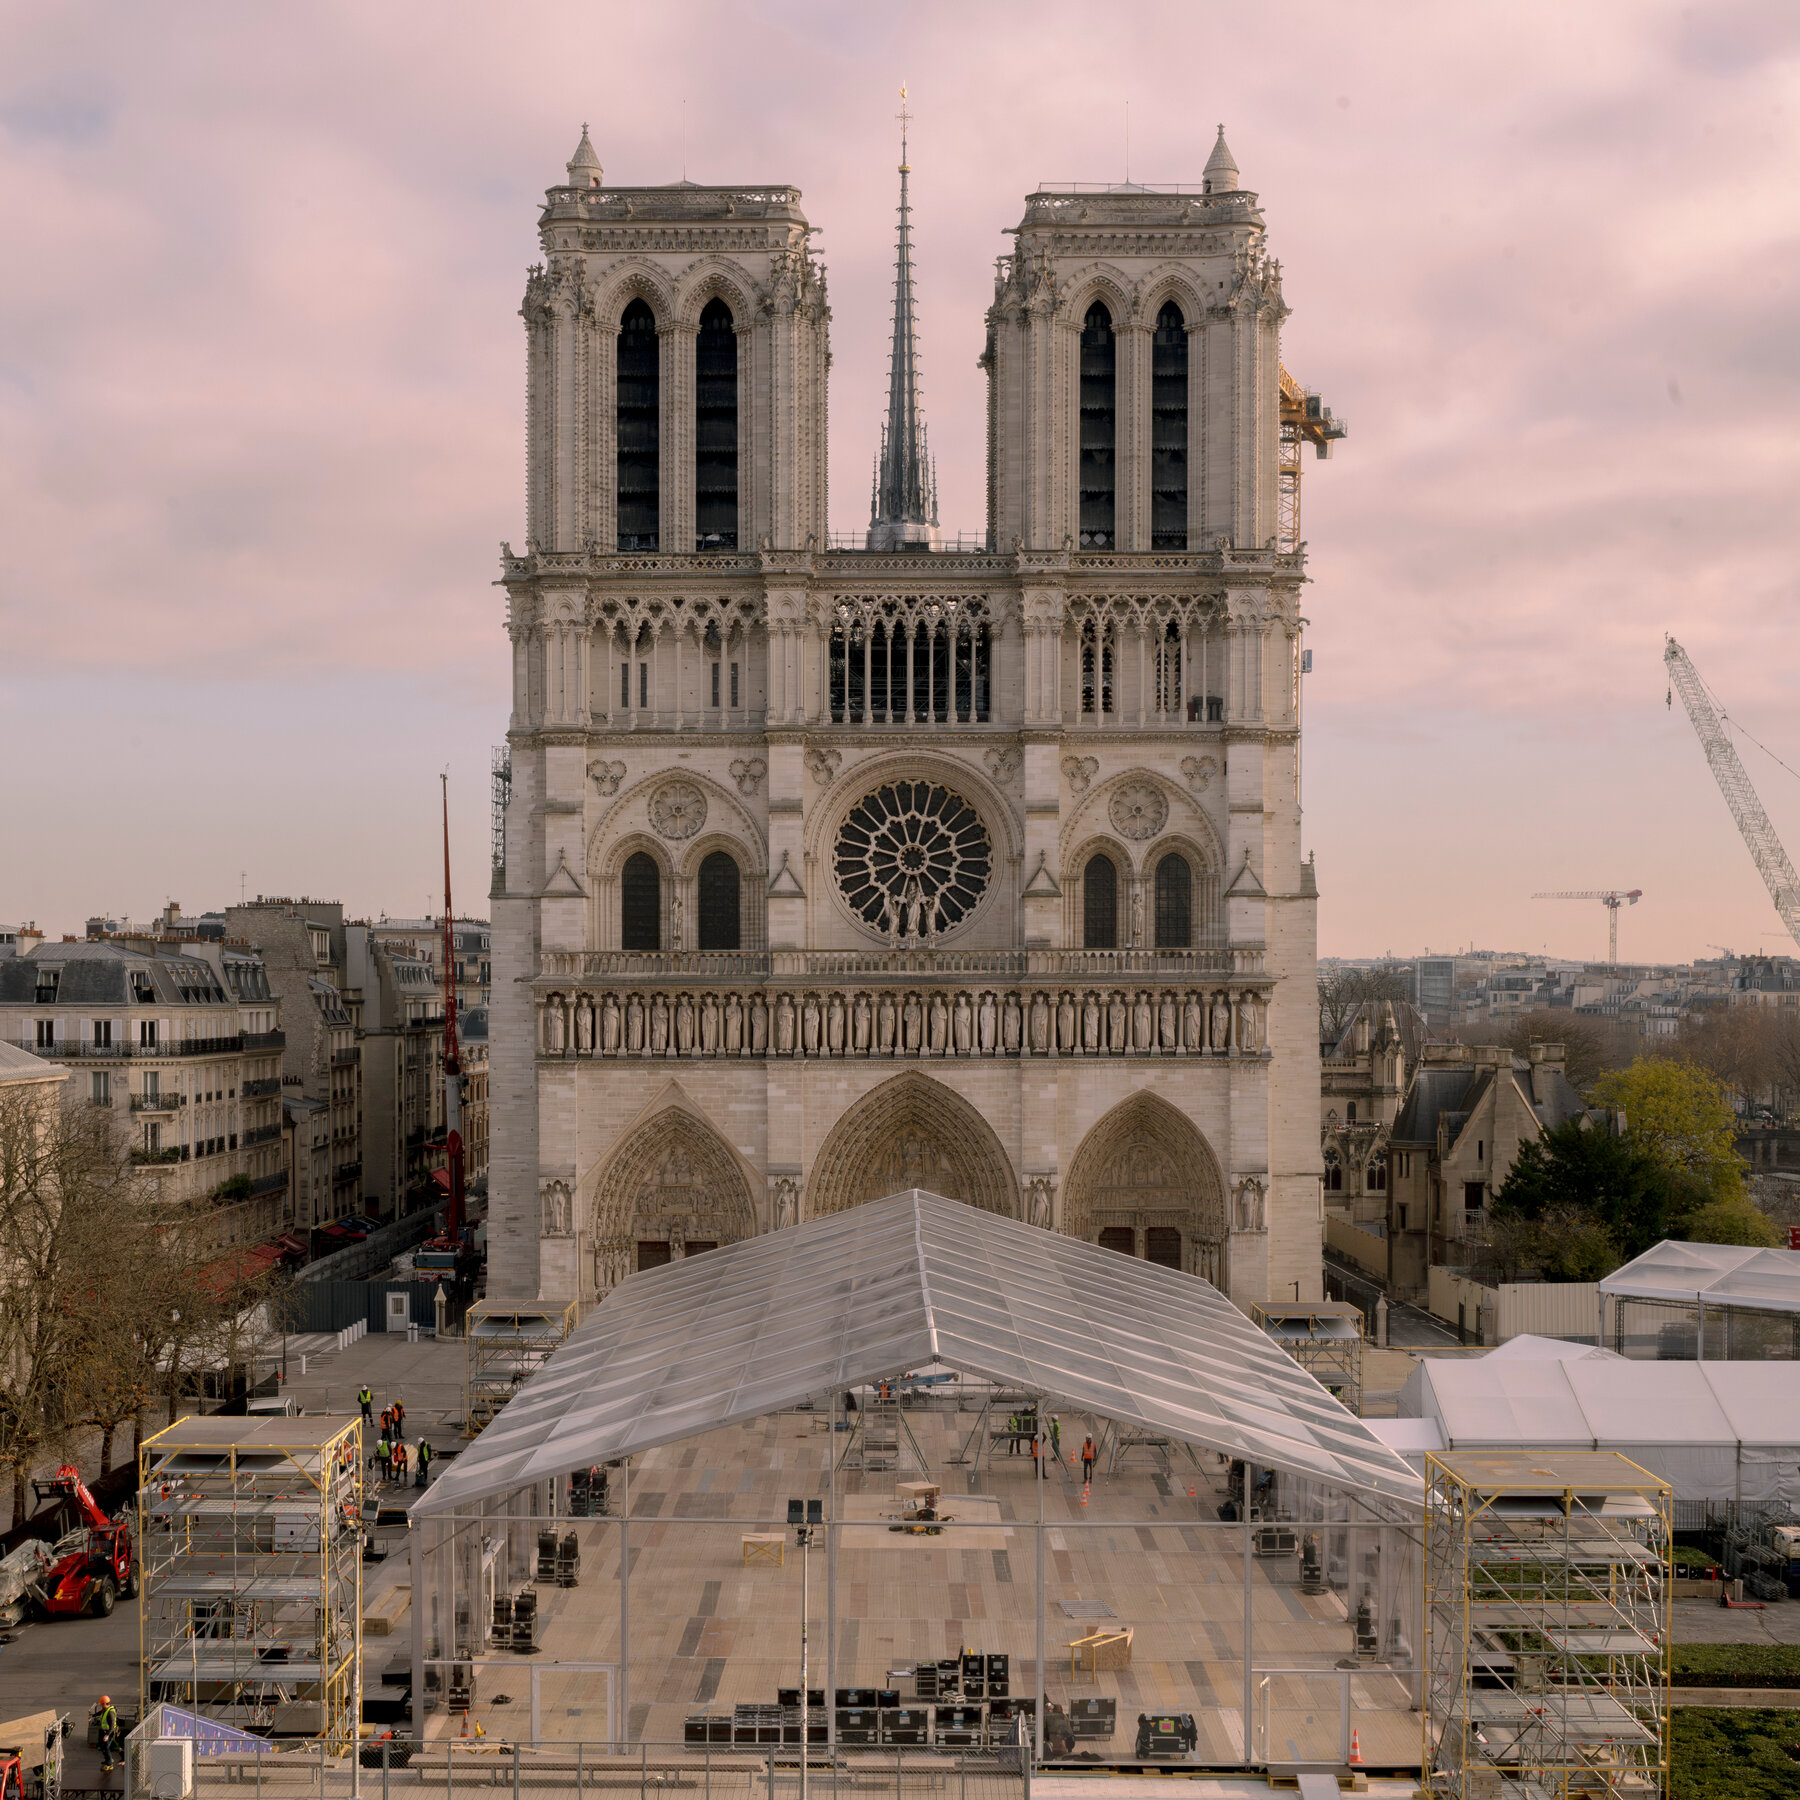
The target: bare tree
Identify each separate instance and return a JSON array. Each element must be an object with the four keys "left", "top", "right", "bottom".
[{"left": 1319, "top": 964, "right": 1413, "bottom": 1045}]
